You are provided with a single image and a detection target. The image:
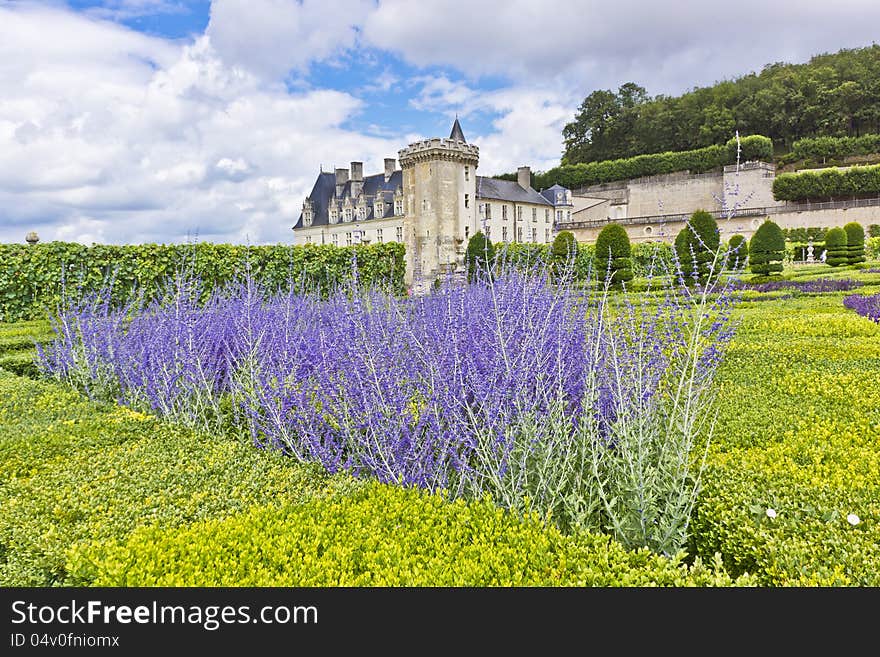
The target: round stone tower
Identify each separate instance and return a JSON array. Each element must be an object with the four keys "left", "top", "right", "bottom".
[{"left": 398, "top": 118, "right": 479, "bottom": 291}]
